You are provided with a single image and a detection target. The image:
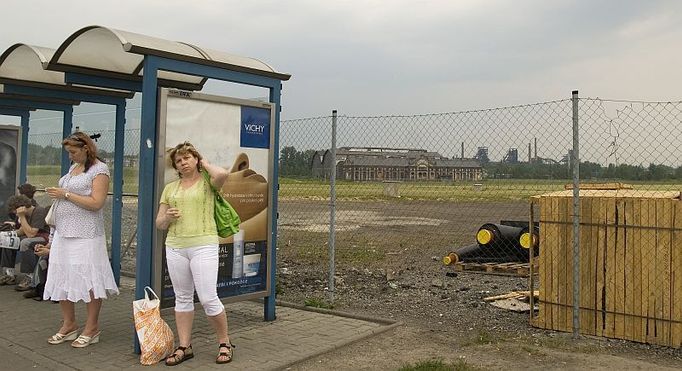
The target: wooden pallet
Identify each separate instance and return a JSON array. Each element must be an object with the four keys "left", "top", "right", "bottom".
[{"left": 453, "top": 261, "right": 537, "bottom": 276}]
